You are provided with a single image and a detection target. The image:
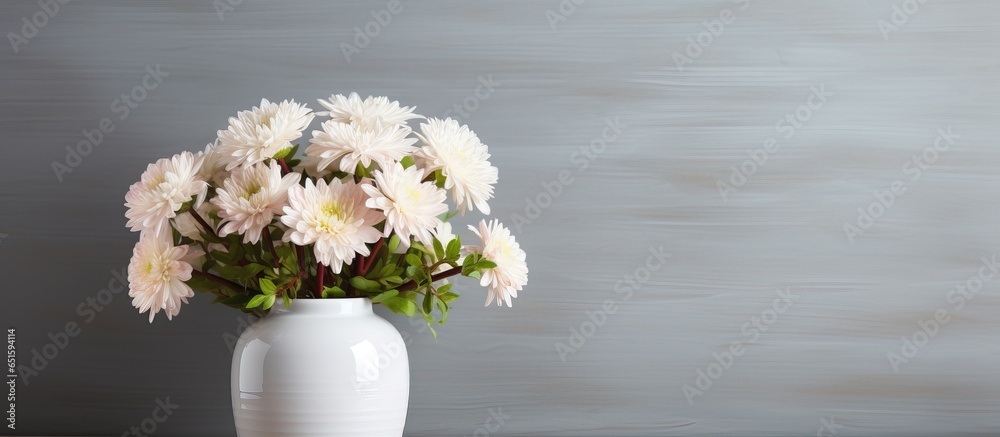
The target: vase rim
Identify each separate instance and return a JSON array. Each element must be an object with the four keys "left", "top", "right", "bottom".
[{"left": 274, "top": 297, "right": 373, "bottom": 315}]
